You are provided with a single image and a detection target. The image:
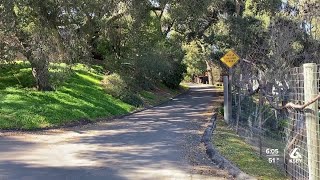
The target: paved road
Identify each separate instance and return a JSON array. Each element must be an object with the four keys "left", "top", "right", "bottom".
[{"left": 0, "top": 84, "right": 228, "bottom": 180}]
